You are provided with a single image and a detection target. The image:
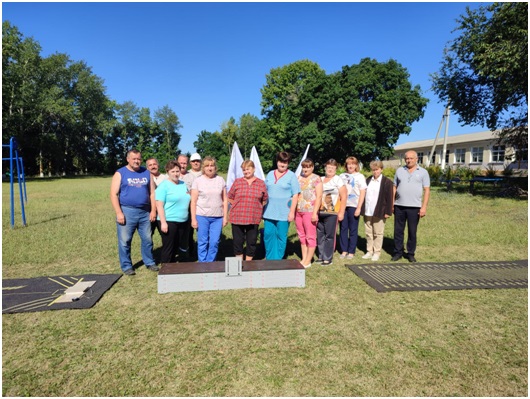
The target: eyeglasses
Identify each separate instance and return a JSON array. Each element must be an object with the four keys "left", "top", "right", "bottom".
[{"left": 191, "top": 160, "right": 201, "bottom": 163}]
